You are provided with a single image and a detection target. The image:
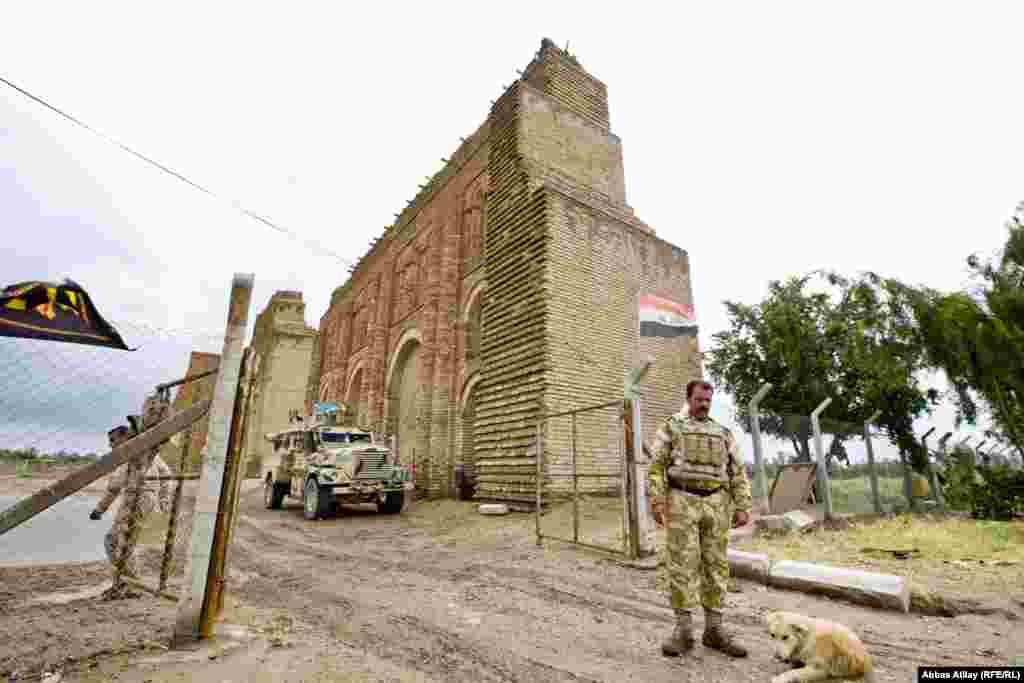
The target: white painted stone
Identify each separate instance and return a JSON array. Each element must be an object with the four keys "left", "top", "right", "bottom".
[
  {"left": 782, "top": 510, "right": 816, "bottom": 530},
  {"left": 727, "top": 549, "right": 770, "bottom": 583},
  {"left": 768, "top": 559, "right": 910, "bottom": 613},
  {"left": 478, "top": 503, "right": 509, "bottom": 515}
]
